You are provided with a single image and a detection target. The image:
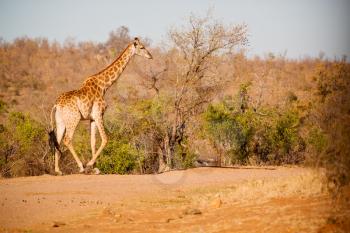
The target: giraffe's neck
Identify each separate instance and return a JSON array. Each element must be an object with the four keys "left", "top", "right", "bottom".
[{"left": 87, "top": 43, "right": 135, "bottom": 95}]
